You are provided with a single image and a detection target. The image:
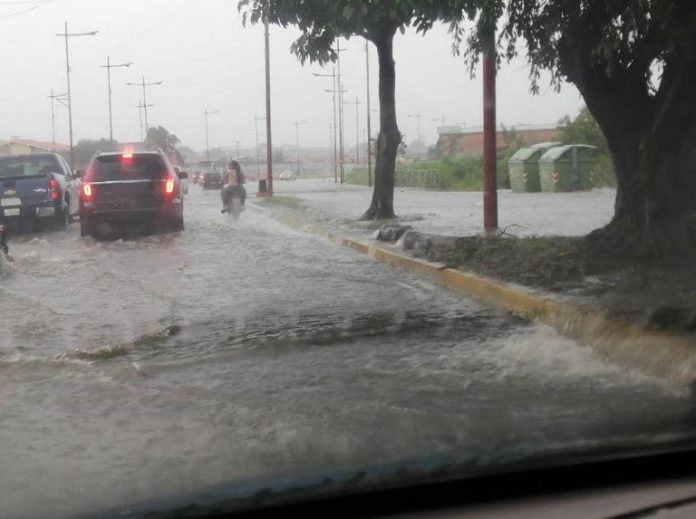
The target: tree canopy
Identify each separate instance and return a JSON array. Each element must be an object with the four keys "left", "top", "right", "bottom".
[
  {"left": 467, "top": 0, "right": 696, "bottom": 255},
  {"left": 239, "top": 0, "right": 474, "bottom": 219}
]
